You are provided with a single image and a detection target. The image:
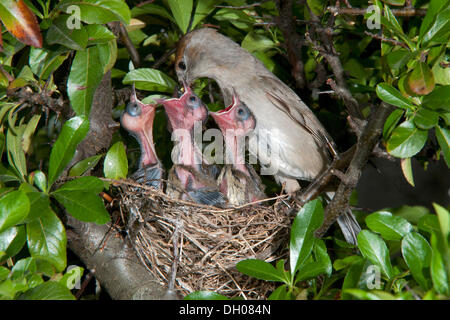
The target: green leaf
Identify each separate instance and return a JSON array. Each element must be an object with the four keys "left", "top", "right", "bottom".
[
  {"left": 167, "top": 0, "right": 193, "bottom": 34},
  {"left": 400, "top": 158, "right": 415, "bottom": 187},
  {"left": 435, "top": 126, "right": 450, "bottom": 167},
  {"left": 383, "top": 109, "right": 404, "bottom": 140},
  {"left": 366, "top": 211, "right": 413, "bottom": 240},
  {"left": 103, "top": 141, "right": 128, "bottom": 179},
  {"left": 401, "top": 232, "right": 432, "bottom": 290},
  {"left": 52, "top": 178, "right": 109, "bottom": 225},
  {"left": 85, "top": 24, "right": 116, "bottom": 45},
  {"left": 59, "top": 266, "right": 84, "bottom": 290},
  {"left": 123, "top": 68, "right": 176, "bottom": 93},
  {"left": 414, "top": 108, "right": 439, "bottom": 130},
  {"left": 131, "top": 4, "right": 175, "bottom": 23},
  {"left": 333, "top": 256, "right": 363, "bottom": 271},
  {"left": 0, "top": 225, "right": 26, "bottom": 262},
  {"left": 295, "top": 239, "right": 332, "bottom": 282},
  {"left": 28, "top": 47, "right": 69, "bottom": 80},
  {"left": 191, "top": 0, "right": 216, "bottom": 29},
  {"left": 433, "top": 203, "right": 450, "bottom": 243},
  {"left": 418, "top": 214, "right": 441, "bottom": 234},
  {"left": 376, "top": 83, "right": 414, "bottom": 110},
  {"left": 26, "top": 208, "right": 67, "bottom": 272},
  {"left": 430, "top": 232, "right": 449, "bottom": 295},
  {"left": 268, "top": 284, "right": 294, "bottom": 300},
  {"left": 18, "top": 281, "right": 75, "bottom": 300},
  {"left": 31, "top": 171, "right": 47, "bottom": 193},
  {"left": 214, "top": 8, "right": 255, "bottom": 31},
  {"left": 236, "top": 259, "right": 286, "bottom": 282},
  {"left": 421, "top": 8, "right": 450, "bottom": 46},
  {"left": 67, "top": 47, "right": 105, "bottom": 116},
  {"left": 290, "top": 199, "right": 324, "bottom": 276},
  {"left": 0, "top": 190, "right": 30, "bottom": 233},
  {"left": 381, "top": 0, "right": 405, "bottom": 6},
  {"left": 24, "top": 192, "right": 51, "bottom": 222},
  {"left": 48, "top": 116, "right": 89, "bottom": 188},
  {"left": 55, "top": 176, "right": 105, "bottom": 194},
  {"left": 184, "top": 291, "right": 229, "bottom": 300},
  {"left": 407, "top": 62, "right": 435, "bottom": 96},
  {"left": 422, "top": 85, "right": 450, "bottom": 111},
  {"left": 386, "top": 121, "right": 428, "bottom": 158},
  {"left": 45, "top": 15, "right": 88, "bottom": 50},
  {"left": 357, "top": 230, "right": 394, "bottom": 279},
  {"left": 58, "top": 0, "right": 130, "bottom": 25},
  {"left": 341, "top": 259, "right": 367, "bottom": 300},
  {"left": 69, "top": 154, "right": 102, "bottom": 176},
  {"left": 97, "top": 39, "right": 117, "bottom": 73},
  {"left": 6, "top": 127, "right": 27, "bottom": 181},
  {"left": 241, "top": 31, "right": 276, "bottom": 54},
  {"left": 419, "top": 0, "right": 450, "bottom": 41},
  {"left": 343, "top": 289, "right": 396, "bottom": 300}
]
